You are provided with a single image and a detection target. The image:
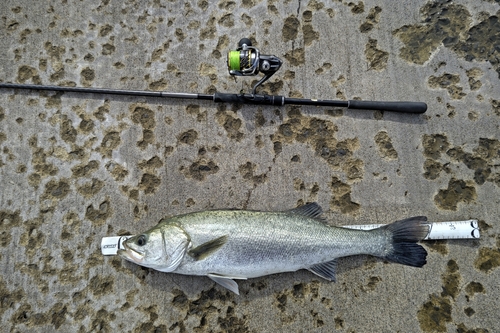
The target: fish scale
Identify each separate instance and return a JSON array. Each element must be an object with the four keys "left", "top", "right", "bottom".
[{"left": 176, "top": 211, "right": 368, "bottom": 276}]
